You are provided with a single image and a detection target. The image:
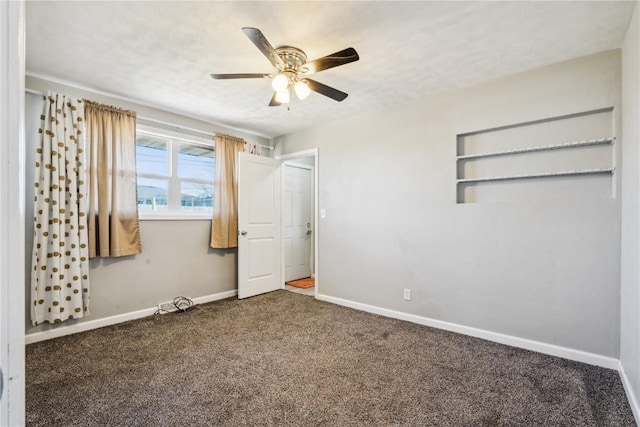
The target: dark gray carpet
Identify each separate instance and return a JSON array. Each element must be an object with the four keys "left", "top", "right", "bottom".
[{"left": 26, "top": 290, "right": 635, "bottom": 426}]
